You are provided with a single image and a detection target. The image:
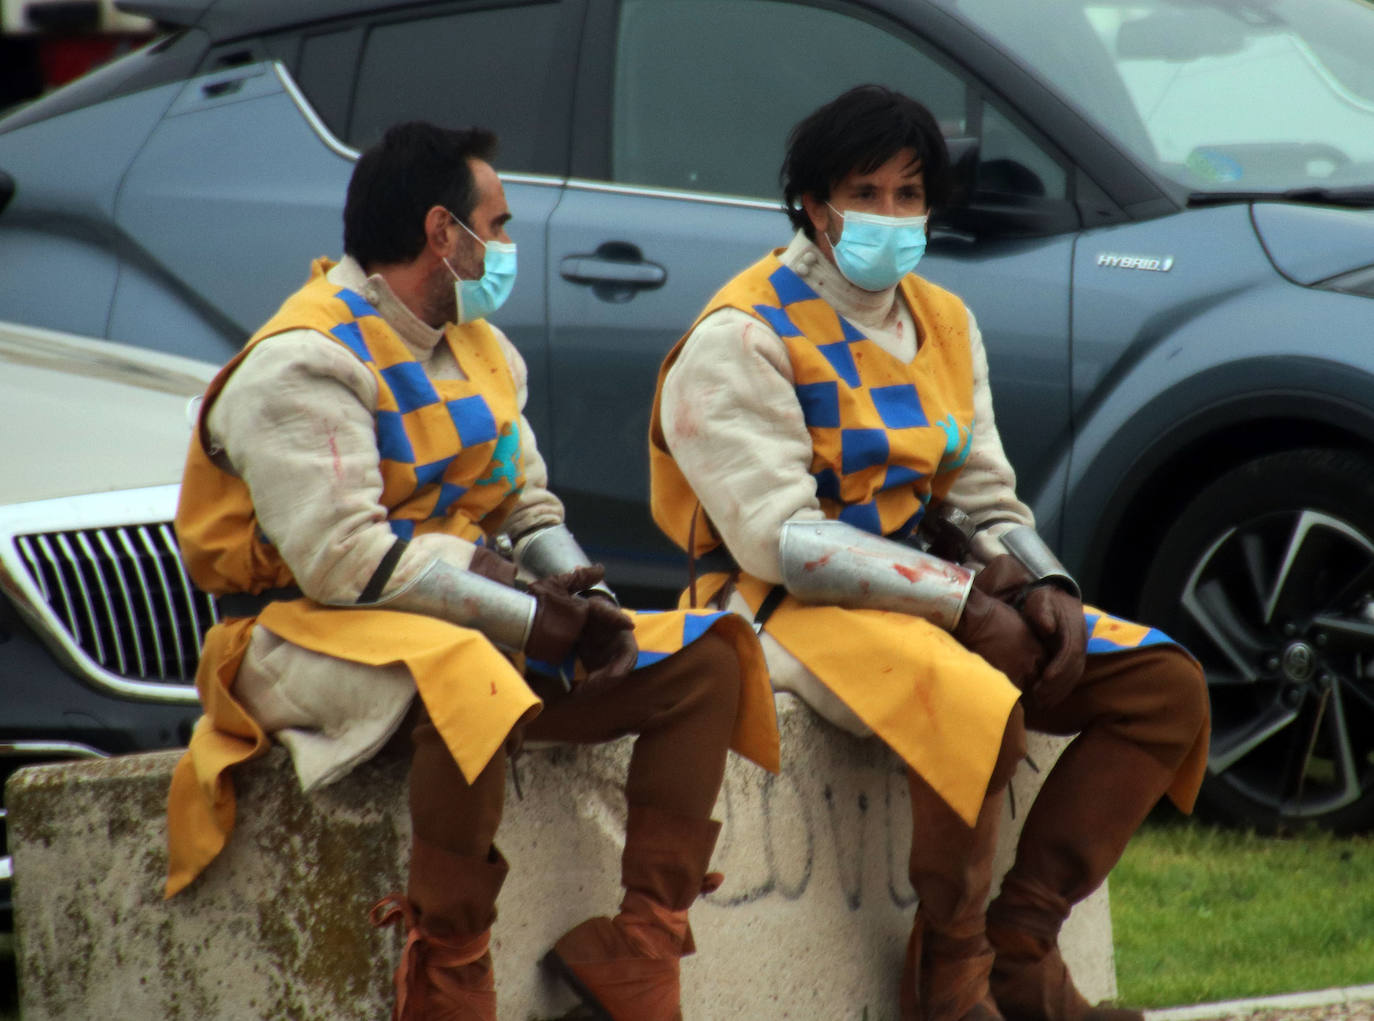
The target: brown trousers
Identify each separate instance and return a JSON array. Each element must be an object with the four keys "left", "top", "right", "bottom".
[
  {"left": 407, "top": 629, "right": 742, "bottom": 861},
  {"left": 903, "top": 644, "right": 1208, "bottom": 1019},
  {"left": 909, "top": 643, "right": 1209, "bottom": 922}
]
